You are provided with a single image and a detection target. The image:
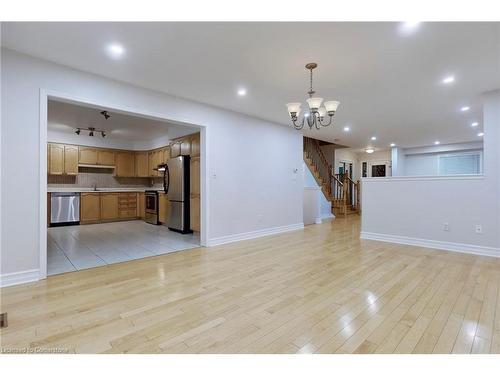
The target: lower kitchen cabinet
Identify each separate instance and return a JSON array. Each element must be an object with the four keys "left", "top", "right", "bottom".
[
  {"left": 190, "top": 197, "right": 200, "bottom": 232},
  {"left": 118, "top": 193, "right": 137, "bottom": 219},
  {"left": 80, "top": 193, "right": 101, "bottom": 224},
  {"left": 137, "top": 192, "right": 145, "bottom": 219},
  {"left": 158, "top": 193, "right": 170, "bottom": 225},
  {"left": 100, "top": 193, "right": 119, "bottom": 221}
]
